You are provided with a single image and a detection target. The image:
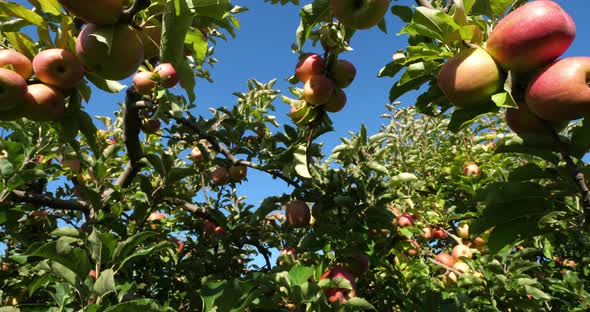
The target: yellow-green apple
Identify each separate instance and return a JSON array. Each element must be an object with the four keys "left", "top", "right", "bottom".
[
  {"left": 397, "top": 213, "right": 413, "bottom": 227},
  {"left": 506, "top": 101, "right": 568, "bottom": 134},
  {"left": 452, "top": 244, "right": 473, "bottom": 261},
  {"left": 325, "top": 88, "right": 347, "bottom": 112},
  {"left": 320, "top": 267, "right": 356, "bottom": 304},
  {"left": 132, "top": 71, "right": 156, "bottom": 95},
  {"left": 444, "top": 271, "right": 458, "bottom": 283},
  {"left": 211, "top": 166, "right": 230, "bottom": 185},
  {"left": 330, "top": 0, "right": 391, "bottom": 30},
  {"left": 33, "top": 49, "right": 85, "bottom": 89},
  {"left": 456, "top": 223, "right": 469, "bottom": 239},
  {"left": 138, "top": 22, "right": 162, "bottom": 59},
  {"left": 153, "top": 63, "right": 178, "bottom": 88},
  {"left": 76, "top": 23, "right": 144, "bottom": 80},
  {"left": 453, "top": 261, "right": 471, "bottom": 273},
  {"left": 303, "top": 75, "right": 334, "bottom": 105},
  {"left": 141, "top": 118, "right": 160, "bottom": 134},
  {"left": 463, "top": 163, "right": 480, "bottom": 177},
  {"left": 421, "top": 226, "right": 434, "bottom": 240},
  {"left": 526, "top": 57, "right": 590, "bottom": 121},
  {"left": 0, "top": 49, "right": 33, "bottom": 79},
  {"left": 486, "top": 0, "right": 575, "bottom": 73},
  {"left": 229, "top": 164, "right": 247, "bottom": 182},
  {"left": 328, "top": 59, "right": 356, "bottom": 88},
  {"left": 0, "top": 68, "right": 28, "bottom": 111},
  {"left": 22, "top": 84, "right": 65, "bottom": 121},
  {"left": 437, "top": 48, "right": 502, "bottom": 108},
  {"left": 285, "top": 199, "right": 311, "bottom": 227},
  {"left": 435, "top": 252, "right": 455, "bottom": 268},
  {"left": 295, "top": 53, "right": 325, "bottom": 83},
  {"left": 58, "top": 0, "right": 124, "bottom": 25}
]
